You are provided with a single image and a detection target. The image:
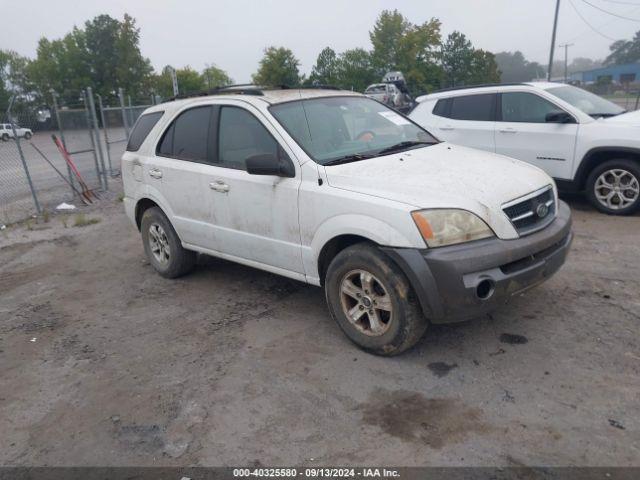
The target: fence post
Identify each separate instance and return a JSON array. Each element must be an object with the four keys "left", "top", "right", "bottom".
[
  {"left": 6, "top": 96, "right": 41, "bottom": 214},
  {"left": 97, "top": 94, "right": 114, "bottom": 177},
  {"left": 87, "top": 87, "right": 108, "bottom": 191},
  {"left": 119, "top": 88, "right": 130, "bottom": 139},
  {"left": 51, "top": 91, "right": 77, "bottom": 198},
  {"left": 82, "top": 89, "right": 103, "bottom": 190}
]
